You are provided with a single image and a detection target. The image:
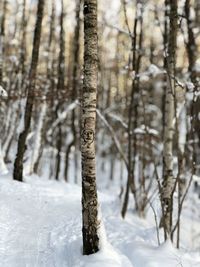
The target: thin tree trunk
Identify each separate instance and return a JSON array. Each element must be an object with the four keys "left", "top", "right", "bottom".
[
  {"left": 20, "top": 0, "right": 27, "bottom": 83},
  {"left": 185, "top": 0, "right": 200, "bottom": 164},
  {"left": 55, "top": 0, "right": 65, "bottom": 181},
  {"left": 161, "top": 0, "right": 177, "bottom": 239},
  {"left": 122, "top": 1, "right": 143, "bottom": 218},
  {"left": 33, "top": 0, "right": 55, "bottom": 175},
  {"left": 0, "top": 0, "right": 7, "bottom": 86},
  {"left": 162, "top": 0, "right": 169, "bottom": 137},
  {"left": 65, "top": 0, "right": 81, "bottom": 182},
  {"left": 13, "top": 0, "right": 45, "bottom": 182},
  {"left": 55, "top": 122, "right": 62, "bottom": 181},
  {"left": 81, "top": 0, "right": 100, "bottom": 255}
]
